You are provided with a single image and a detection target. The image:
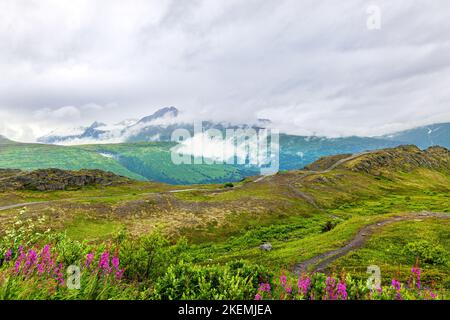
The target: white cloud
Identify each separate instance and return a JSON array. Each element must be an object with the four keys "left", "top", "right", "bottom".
[
  {"left": 0, "top": 0, "right": 449, "bottom": 141},
  {"left": 34, "top": 106, "right": 81, "bottom": 120}
]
